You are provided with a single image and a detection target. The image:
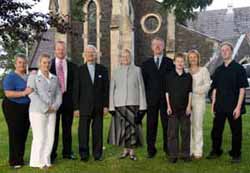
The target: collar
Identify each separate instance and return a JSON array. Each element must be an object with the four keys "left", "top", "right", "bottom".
[
  {"left": 37, "top": 70, "right": 53, "bottom": 79},
  {"left": 55, "top": 57, "right": 66, "bottom": 64},
  {"left": 223, "top": 59, "right": 234, "bottom": 68},
  {"left": 174, "top": 69, "right": 185, "bottom": 77},
  {"left": 154, "top": 54, "right": 163, "bottom": 60}
]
